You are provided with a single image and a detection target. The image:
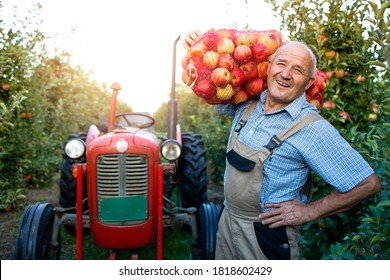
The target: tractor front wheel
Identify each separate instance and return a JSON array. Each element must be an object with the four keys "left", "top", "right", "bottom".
[{"left": 15, "top": 202, "right": 60, "bottom": 260}]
